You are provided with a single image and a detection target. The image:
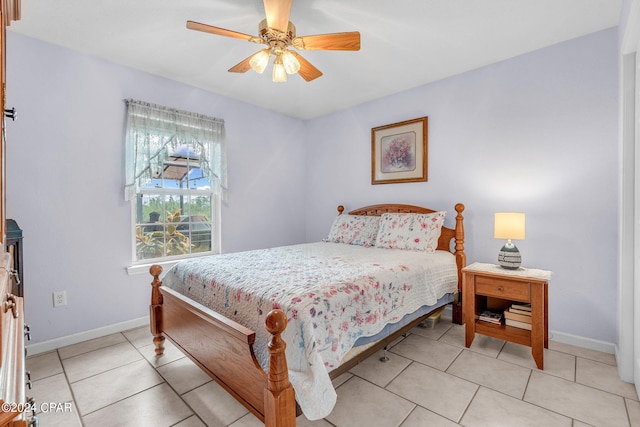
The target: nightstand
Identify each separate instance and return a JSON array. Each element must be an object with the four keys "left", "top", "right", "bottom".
[{"left": 462, "top": 262, "right": 551, "bottom": 369}]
